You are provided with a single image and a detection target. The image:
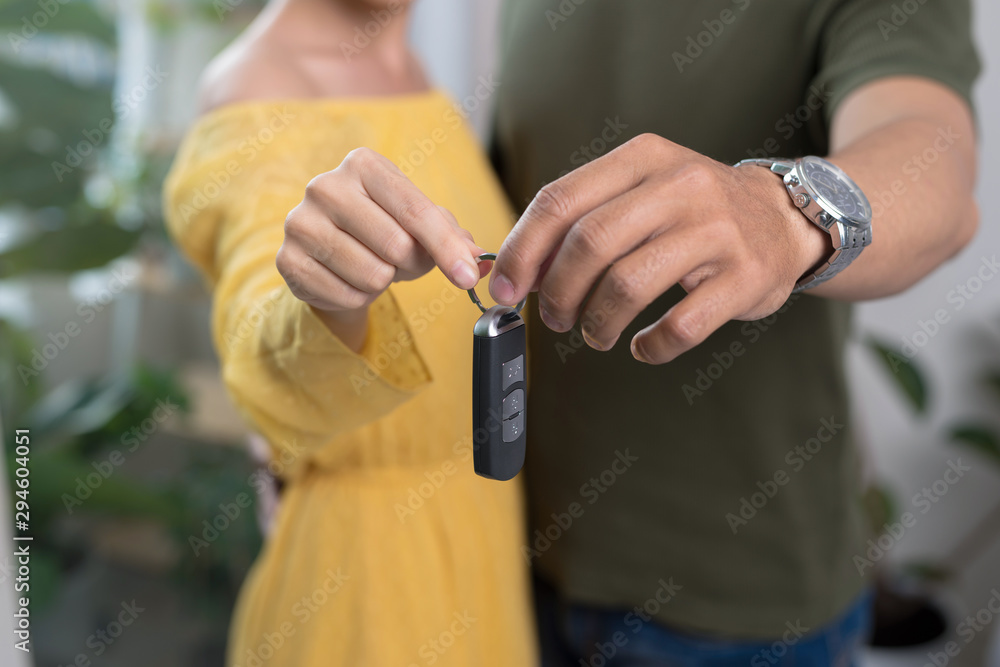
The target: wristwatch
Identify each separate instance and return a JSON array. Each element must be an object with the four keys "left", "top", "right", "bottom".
[{"left": 735, "top": 156, "right": 873, "bottom": 292}]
